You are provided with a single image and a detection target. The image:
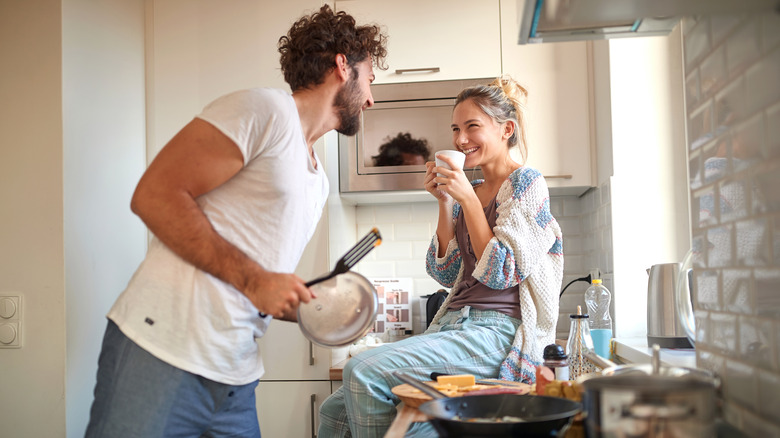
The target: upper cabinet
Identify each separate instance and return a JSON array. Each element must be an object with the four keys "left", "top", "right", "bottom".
[
  {"left": 500, "top": 0, "right": 595, "bottom": 194},
  {"left": 335, "top": 0, "right": 502, "bottom": 84}
]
